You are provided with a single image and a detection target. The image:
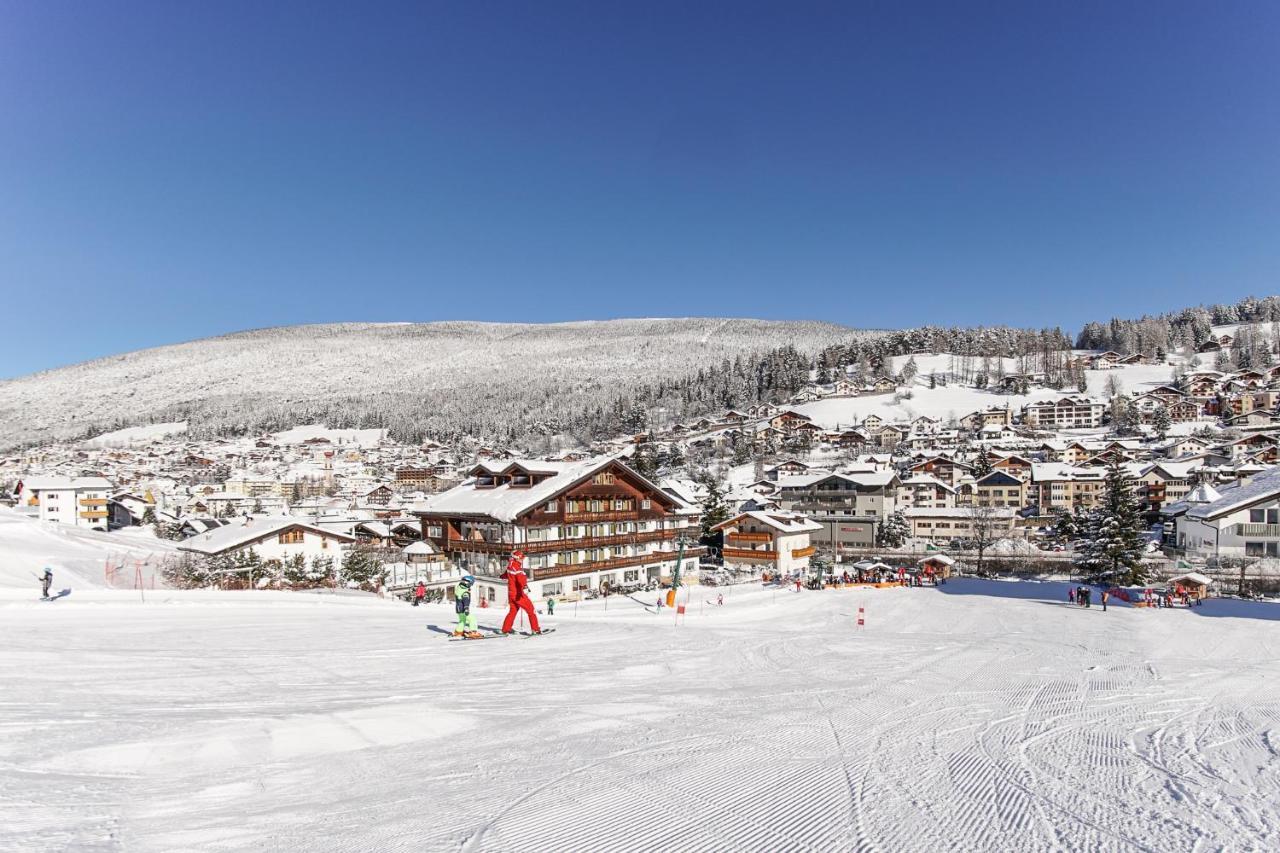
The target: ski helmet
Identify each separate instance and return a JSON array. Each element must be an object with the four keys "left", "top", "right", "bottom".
[
  {"left": 461, "top": 575, "right": 475, "bottom": 585},
  {"left": 512, "top": 549, "right": 525, "bottom": 560}
]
